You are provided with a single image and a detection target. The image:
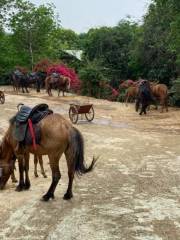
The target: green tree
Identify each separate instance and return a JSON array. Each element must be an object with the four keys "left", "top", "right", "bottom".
[
  {"left": 47, "top": 28, "right": 79, "bottom": 59},
  {"left": 9, "top": 0, "right": 57, "bottom": 69},
  {"left": 81, "top": 20, "right": 141, "bottom": 88},
  {"left": 137, "top": 0, "right": 179, "bottom": 85}
]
